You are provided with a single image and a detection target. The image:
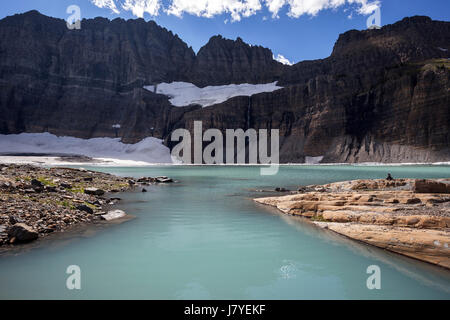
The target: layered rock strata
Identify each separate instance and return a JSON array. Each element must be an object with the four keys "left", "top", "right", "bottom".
[
  {"left": 0, "top": 12, "right": 449, "bottom": 163},
  {"left": 255, "top": 179, "right": 450, "bottom": 268}
]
